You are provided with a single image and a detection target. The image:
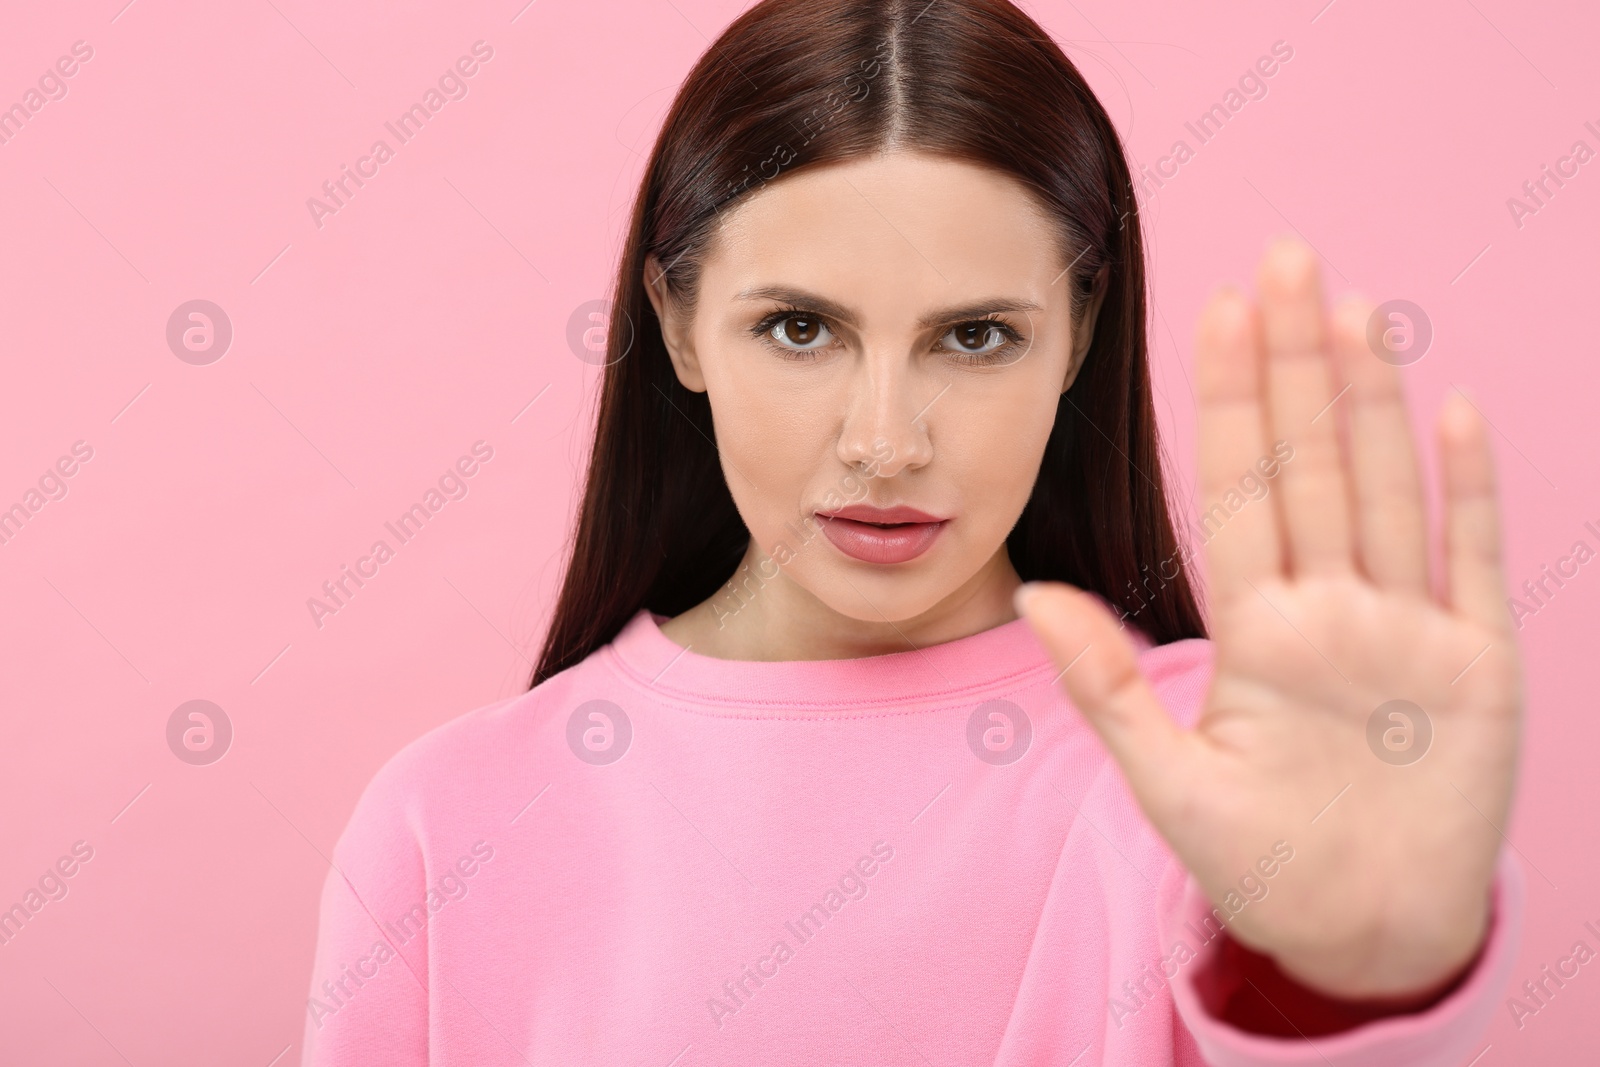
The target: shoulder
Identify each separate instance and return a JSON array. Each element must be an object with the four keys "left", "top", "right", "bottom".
[
  {"left": 339, "top": 639, "right": 622, "bottom": 841},
  {"left": 1135, "top": 634, "right": 1214, "bottom": 731}
]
